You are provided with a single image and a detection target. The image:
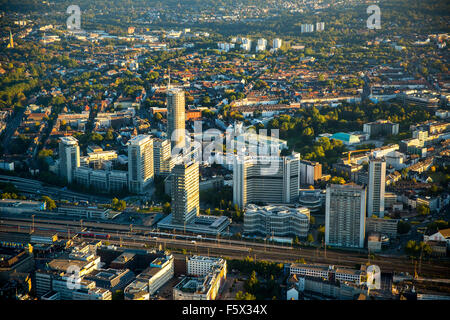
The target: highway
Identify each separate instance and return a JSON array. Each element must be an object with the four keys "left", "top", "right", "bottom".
[{"left": 1, "top": 216, "right": 450, "bottom": 279}]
